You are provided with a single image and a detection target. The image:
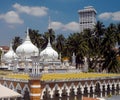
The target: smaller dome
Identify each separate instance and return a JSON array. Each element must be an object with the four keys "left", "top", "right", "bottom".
[
  {"left": 3, "top": 43, "right": 18, "bottom": 62},
  {"left": 40, "top": 38, "right": 58, "bottom": 59},
  {"left": 16, "top": 28, "right": 39, "bottom": 58}
]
